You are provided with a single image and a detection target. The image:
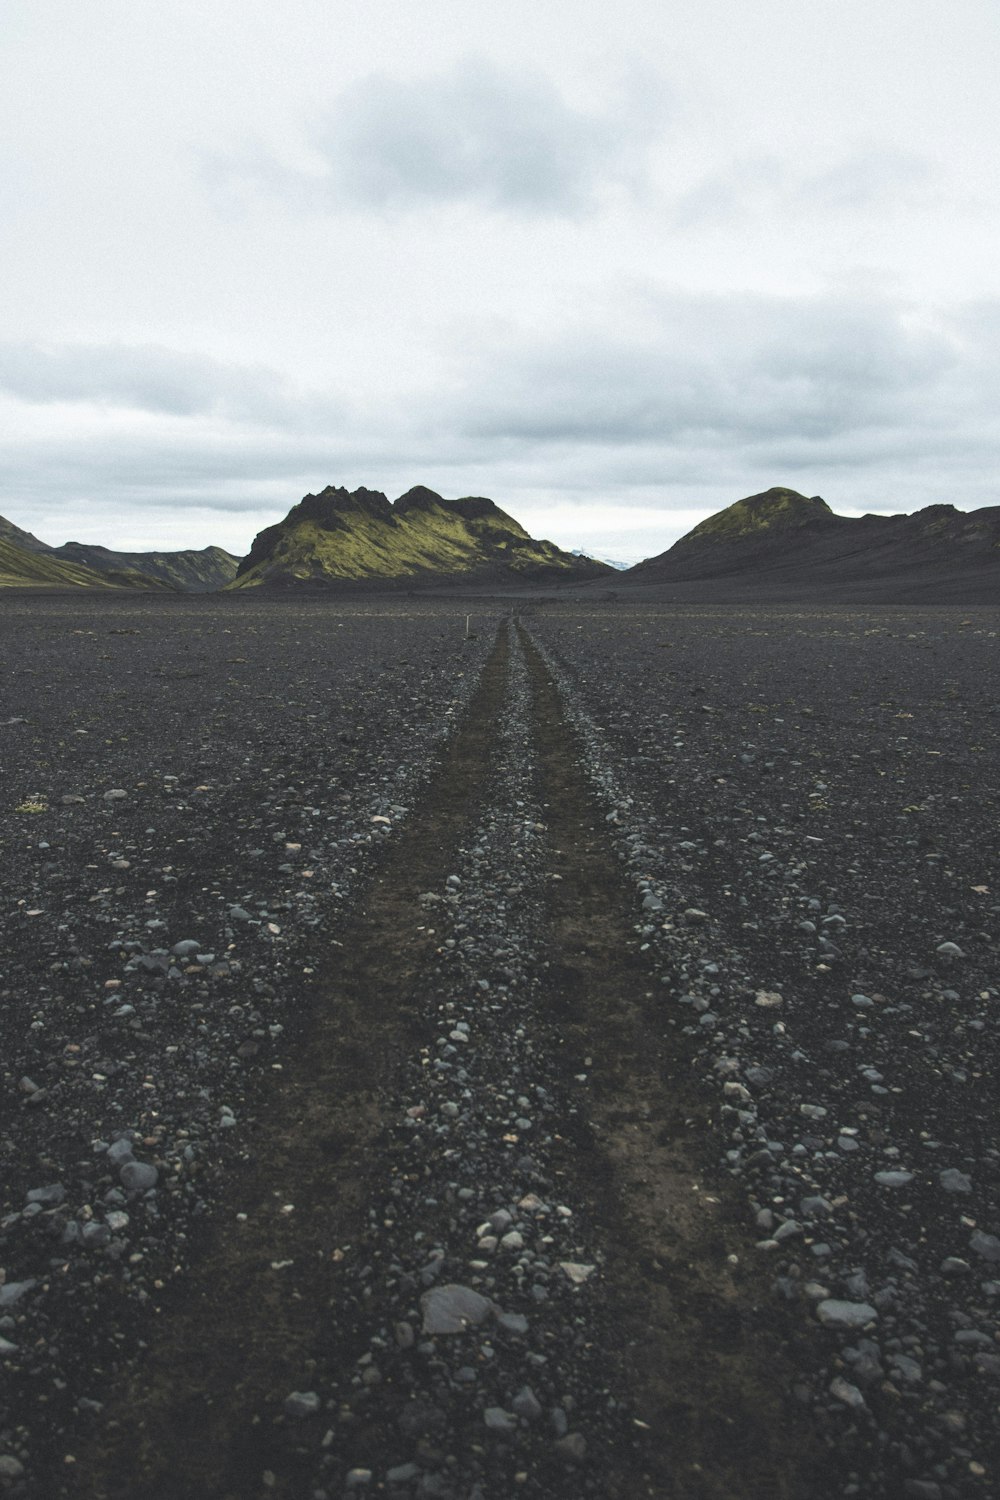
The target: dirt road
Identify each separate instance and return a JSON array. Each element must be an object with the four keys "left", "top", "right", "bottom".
[
  {"left": 54, "top": 619, "right": 819, "bottom": 1499},
  {"left": 4, "top": 597, "right": 996, "bottom": 1500}
]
